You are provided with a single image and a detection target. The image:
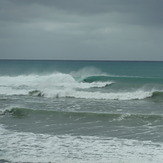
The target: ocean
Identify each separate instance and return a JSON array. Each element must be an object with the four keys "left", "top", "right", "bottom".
[{"left": 0, "top": 60, "right": 163, "bottom": 163}]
